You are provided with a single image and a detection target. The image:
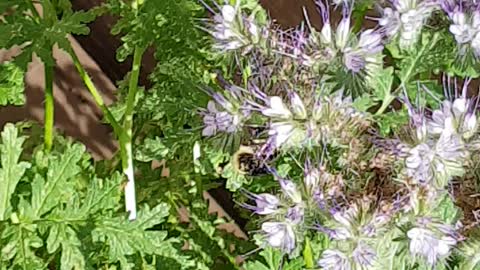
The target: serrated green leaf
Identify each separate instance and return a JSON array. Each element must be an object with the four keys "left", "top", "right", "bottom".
[
  {"left": 0, "top": 62, "right": 26, "bottom": 106},
  {"left": 31, "top": 144, "right": 84, "bottom": 218},
  {"left": 135, "top": 137, "right": 169, "bottom": 162},
  {"left": 92, "top": 204, "right": 170, "bottom": 262},
  {"left": 0, "top": 123, "right": 30, "bottom": 220}
]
